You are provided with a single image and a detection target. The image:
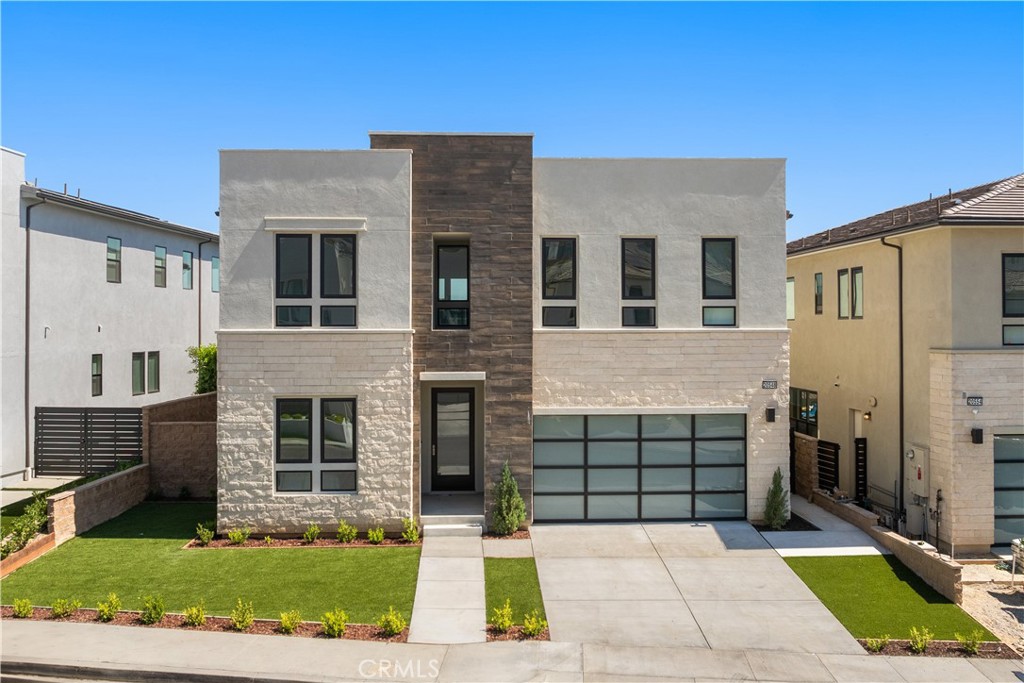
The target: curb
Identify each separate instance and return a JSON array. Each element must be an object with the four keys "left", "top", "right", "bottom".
[{"left": 0, "top": 658, "right": 329, "bottom": 683}]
